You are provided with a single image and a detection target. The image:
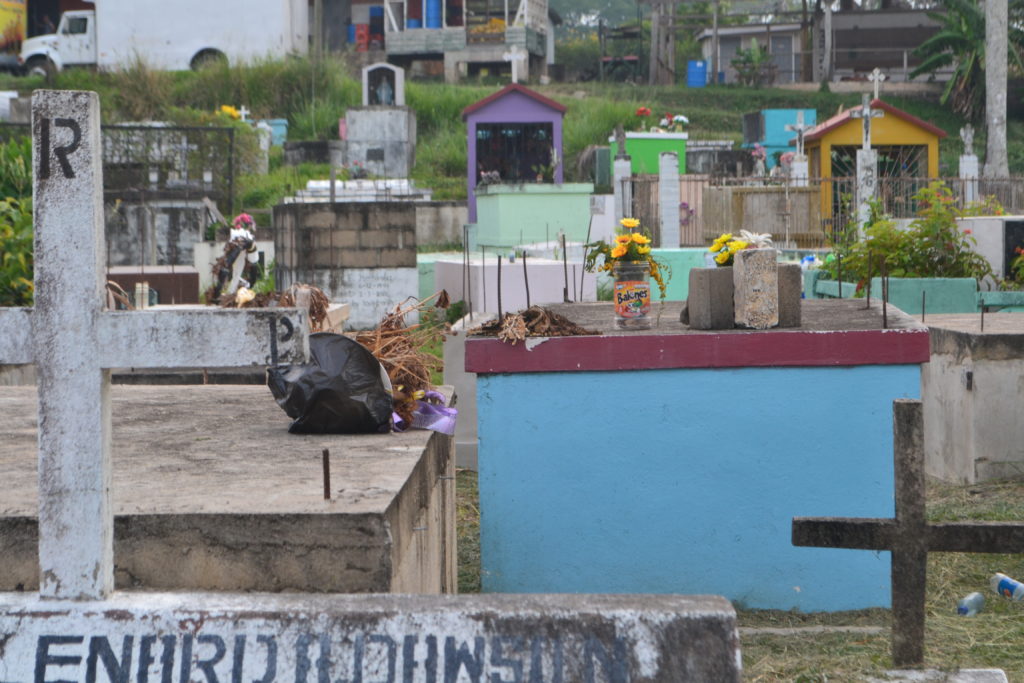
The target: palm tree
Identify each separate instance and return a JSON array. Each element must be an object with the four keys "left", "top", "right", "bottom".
[{"left": 910, "top": 0, "right": 1024, "bottom": 123}]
